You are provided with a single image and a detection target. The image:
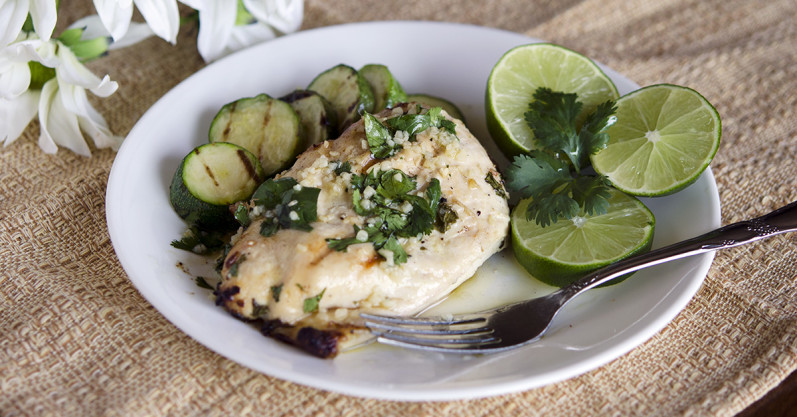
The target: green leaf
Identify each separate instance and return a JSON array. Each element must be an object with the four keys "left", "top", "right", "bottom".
[
  {"left": 484, "top": 171, "right": 508, "bottom": 199},
  {"left": 270, "top": 284, "right": 283, "bottom": 302},
  {"left": 524, "top": 87, "right": 617, "bottom": 173},
  {"left": 195, "top": 277, "right": 214, "bottom": 290},
  {"left": 170, "top": 226, "right": 225, "bottom": 254},
  {"left": 380, "top": 235, "right": 408, "bottom": 265},
  {"left": 528, "top": 193, "right": 580, "bottom": 227},
  {"left": 571, "top": 175, "right": 612, "bottom": 216},
  {"left": 333, "top": 160, "right": 352, "bottom": 175},
  {"left": 234, "top": 204, "right": 250, "bottom": 227},
  {"left": 363, "top": 112, "right": 398, "bottom": 158},
  {"left": 579, "top": 100, "right": 617, "bottom": 156},
  {"left": 505, "top": 152, "right": 572, "bottom": 200},
  {"left": 303, "top": 289, "right": 326, "bottom": 313},
  {"left": 228, "top": 254, "right": 247, "bottom": 277},
  {"left": 69, "top": 36, "right": 110, "bottom": 61},
  {"left": 376, "top": 169, "right": 415, "bottom": 199},
  {"left": 252, "top": 177, "right": 297, "bottom": 207},
  {"left": 253, "top": 178, "right": 320, "bottom": 237},
  {"left": 58, "top": 28, "right": 84, "bottom": 46},
  {"left": 435, "top": 200, "right": 459, "bottom": 232}
]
